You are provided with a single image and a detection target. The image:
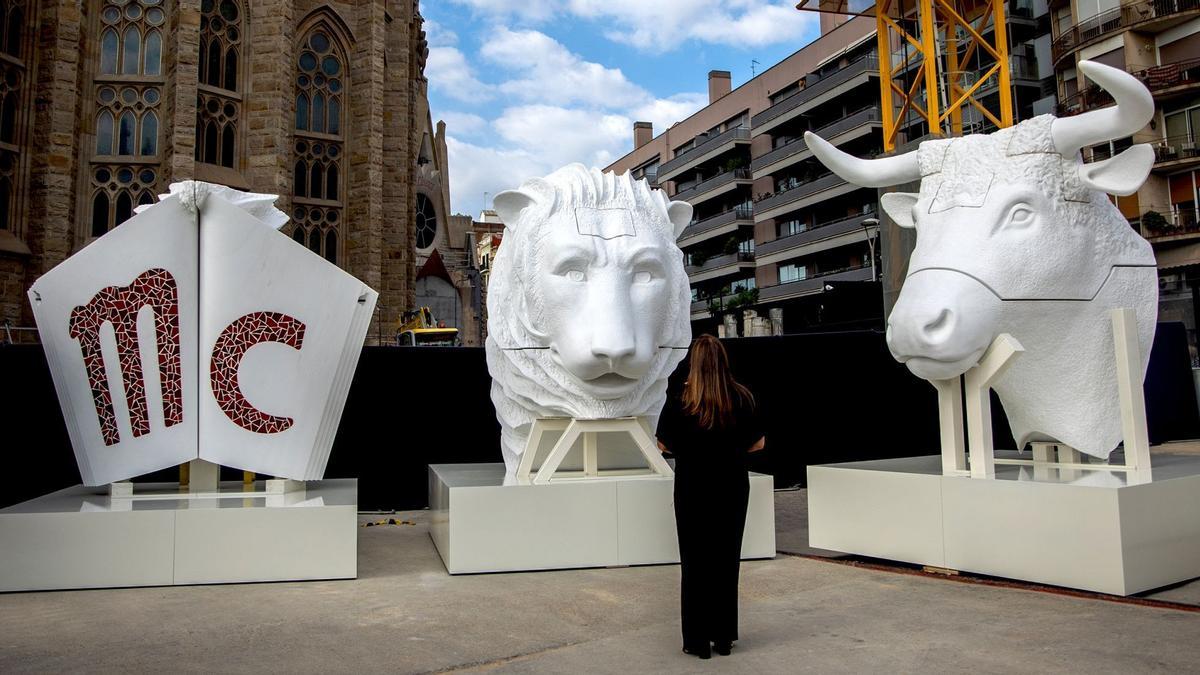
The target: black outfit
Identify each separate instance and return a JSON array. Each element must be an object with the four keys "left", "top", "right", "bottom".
[{"left": 656, "top": 393, "right": 762, "bottom": 653}]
